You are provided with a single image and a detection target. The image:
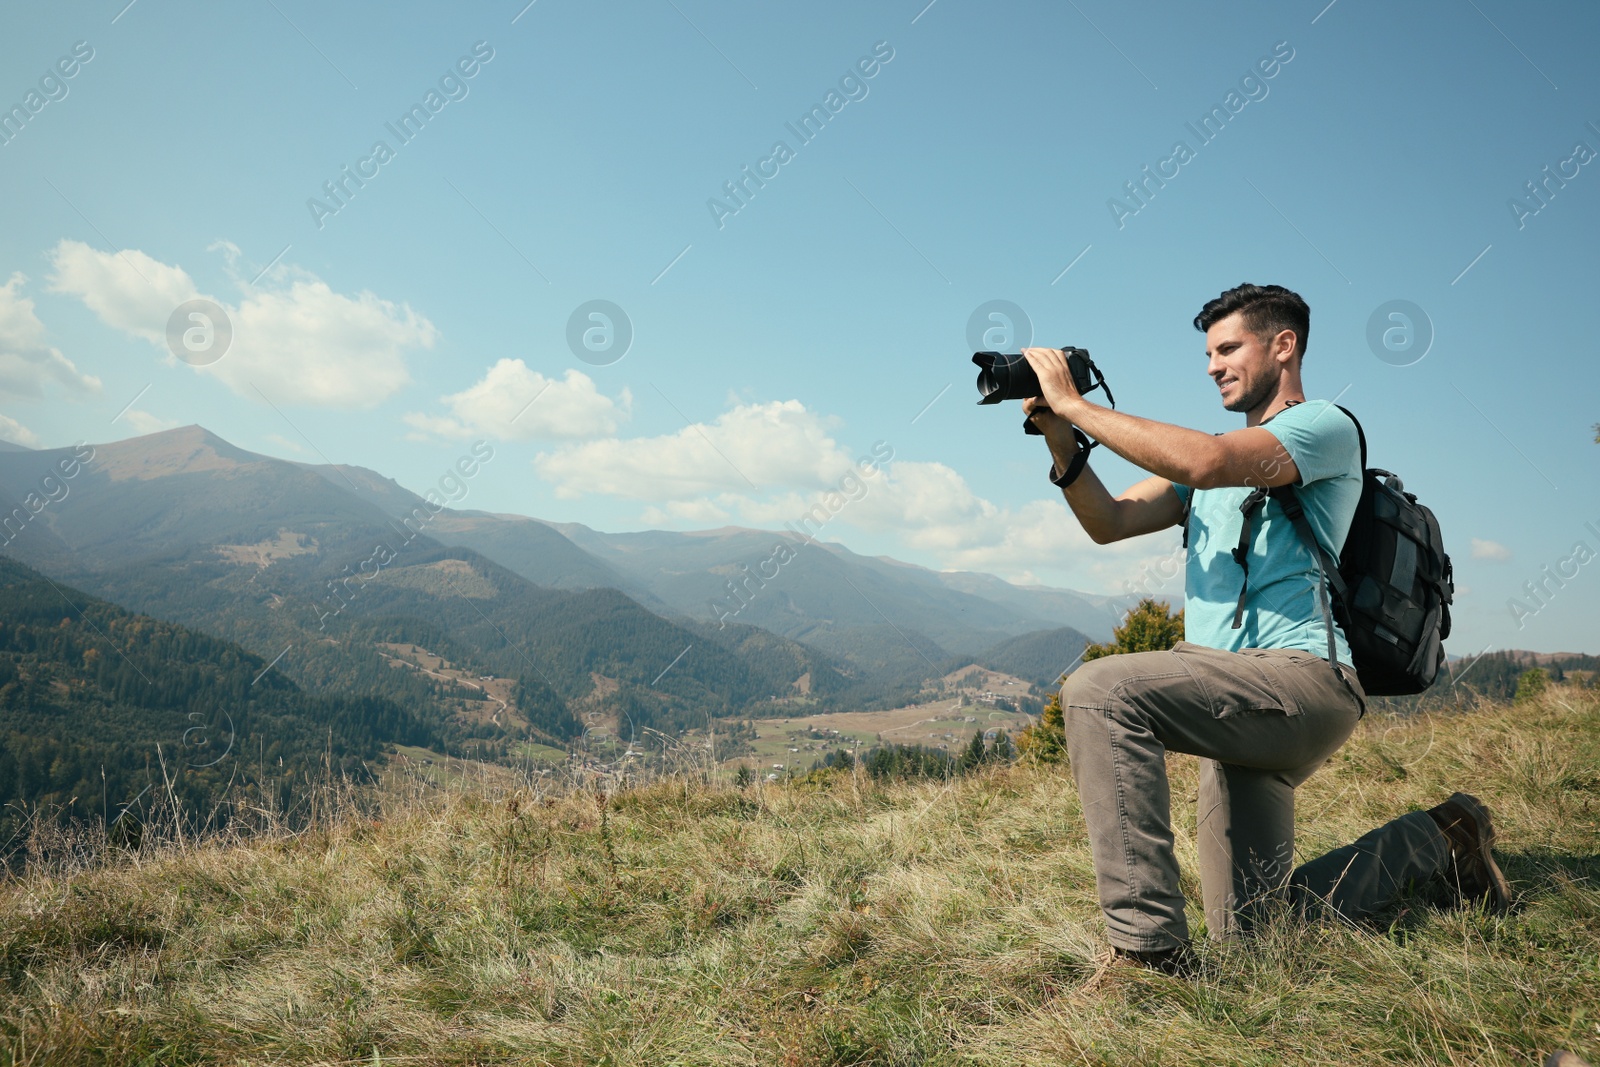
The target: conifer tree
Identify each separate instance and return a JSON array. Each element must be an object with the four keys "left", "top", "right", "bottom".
[
  {"left": 991, "top": 729, "right": 1016, "bottom": 762},
  {"left": 1017, "top": 691, "right": 1066, "bottom": 762},
  {"left": 960, "top": 730, "right": 986, "bottom": 771},
  {"left": 1514, "top": 667, "right": 1548, "bottom": 704}
]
